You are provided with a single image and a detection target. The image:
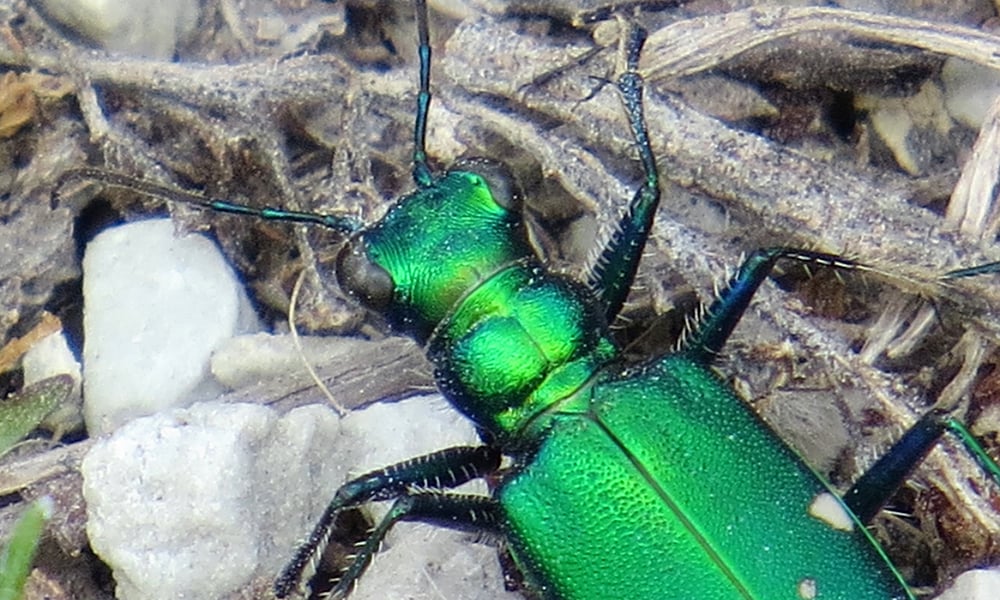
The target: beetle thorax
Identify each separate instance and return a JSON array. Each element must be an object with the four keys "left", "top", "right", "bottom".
[{"left": 336, "top": 168, "right": 535, "bottom": 342}]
